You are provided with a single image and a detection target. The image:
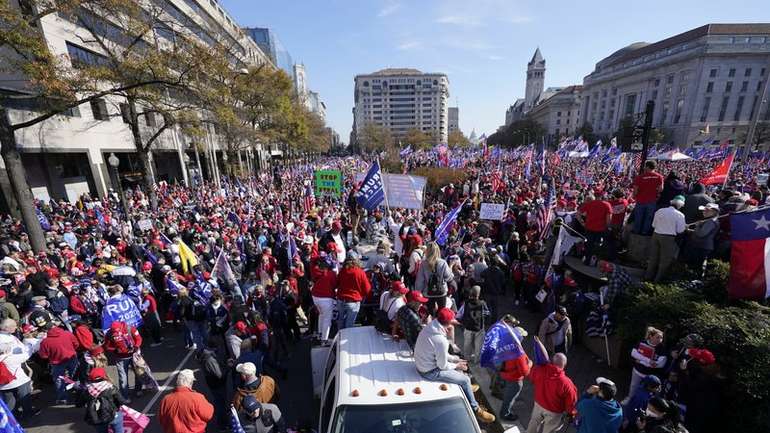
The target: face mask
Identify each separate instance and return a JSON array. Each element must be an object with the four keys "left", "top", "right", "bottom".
[
  {"left": 212, "top": 302, "right": 221, "bottom": 308},
  {"left": 645, "top": 409, "right": 662, "bottom": 419}
]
